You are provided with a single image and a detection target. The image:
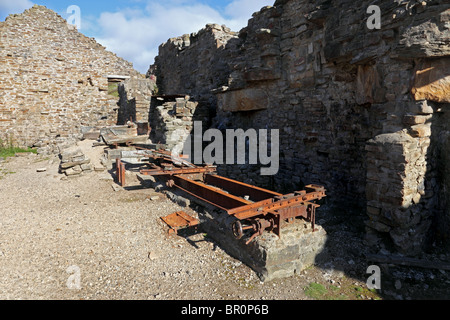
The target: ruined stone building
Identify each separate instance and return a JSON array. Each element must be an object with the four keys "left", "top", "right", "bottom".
[
  {"left": 0, "top": 2, "right": 449, "bottom": 258},
  {"left": 149, "top": 0, "right": 450, "bottom": 256},
  {"left": 0, "top": 5, "right": 153, "bottom": 154}
]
